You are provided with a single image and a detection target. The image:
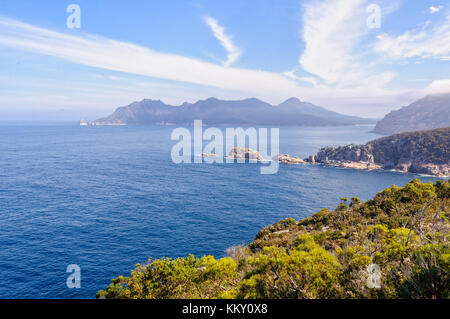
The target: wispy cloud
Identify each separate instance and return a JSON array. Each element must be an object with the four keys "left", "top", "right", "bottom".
[
  {"left": 0, "top": 16, "right": 299, "bottom": 101},
  {"left": 430, "top": 5, "right": 444, "bottom": 14},
  {"left": 300, "top": 0, "right": 366, "bottom": 85},
  {"left": 374, "top": 15, "right": 450, "bottom": 60},
  {"left": 0, "top": 11, "right": 443, "bottom": 118},
  {"left": 204, "top": 16, "right": 241, "bottom": 67},
  {"left": 282, "top": 70, "right": 319, "bottom": 87},
  {"left": 298, "top": 0, "right": 395, "bottom": 87}
]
